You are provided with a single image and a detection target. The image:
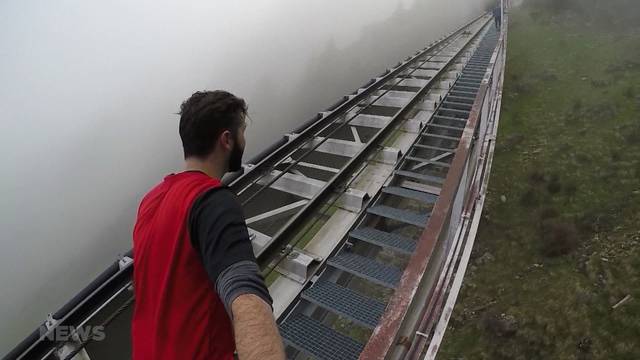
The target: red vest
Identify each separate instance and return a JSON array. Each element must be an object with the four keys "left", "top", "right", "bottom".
[{"left": 132, "top": 171, "right": 234, "bottom": 360}]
